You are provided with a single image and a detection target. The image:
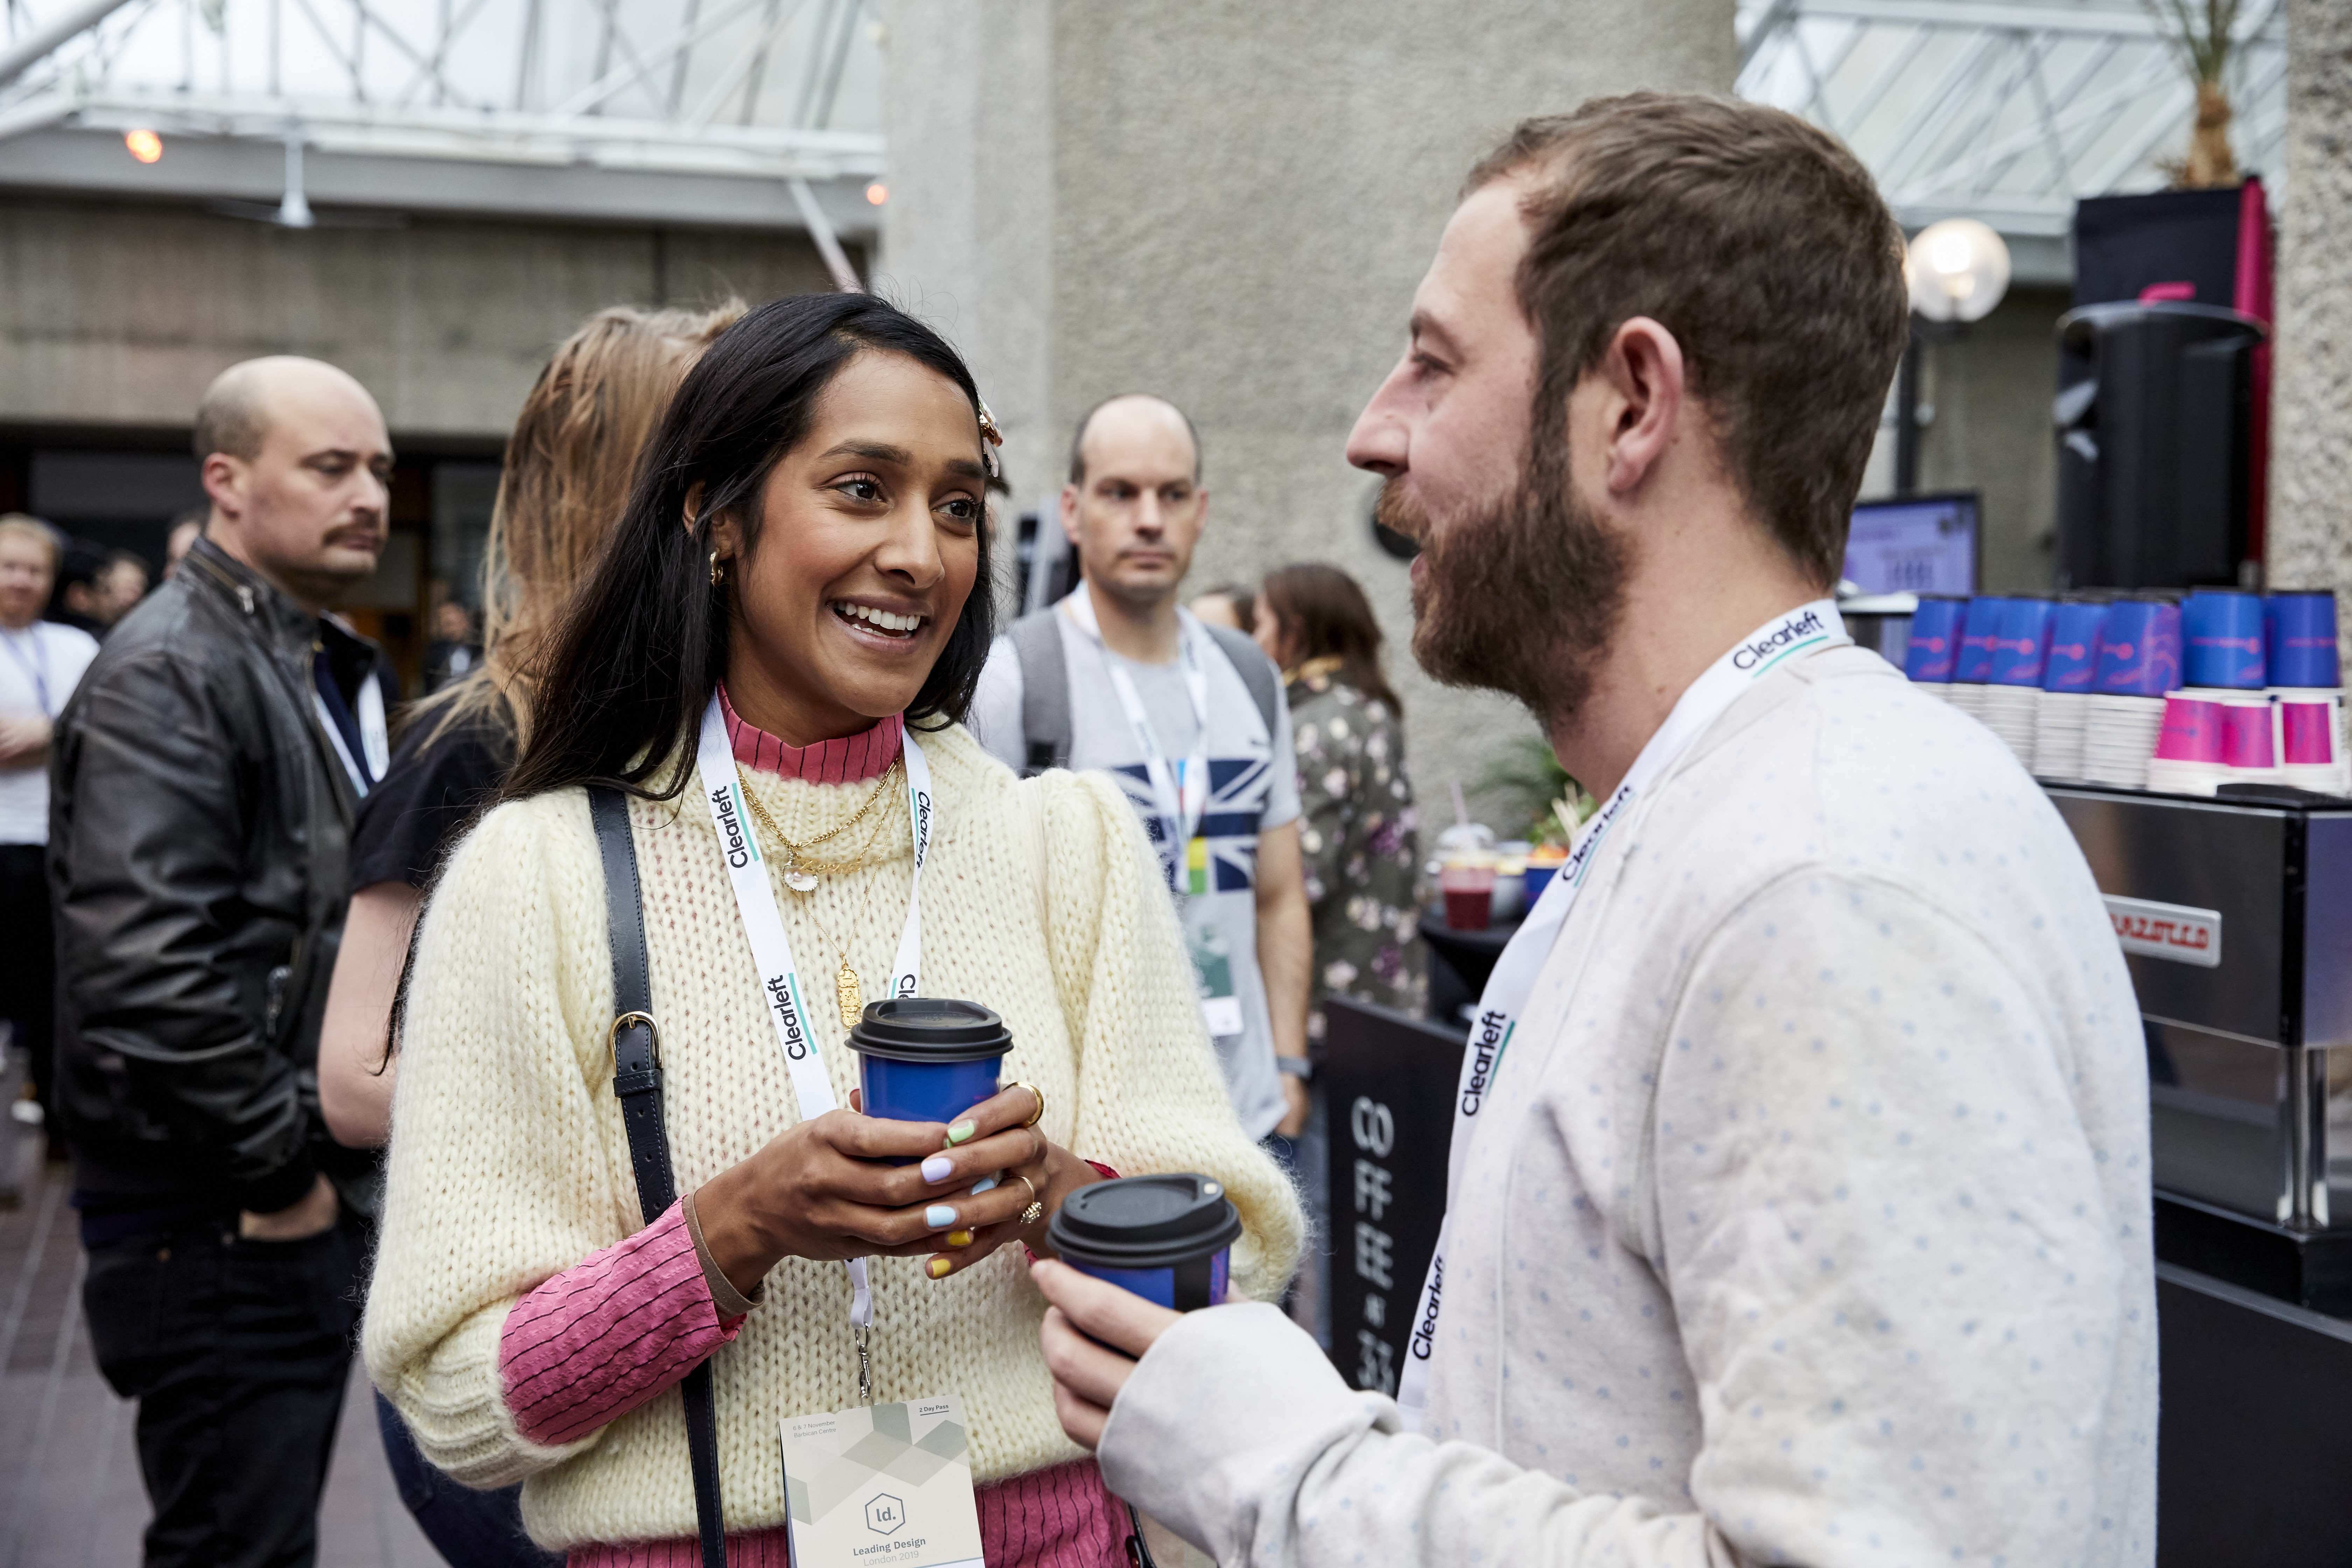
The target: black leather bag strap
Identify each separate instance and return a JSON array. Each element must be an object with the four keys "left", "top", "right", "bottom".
[{"left": 590, "top": 785, "right": 727, "bottom": 1568}]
